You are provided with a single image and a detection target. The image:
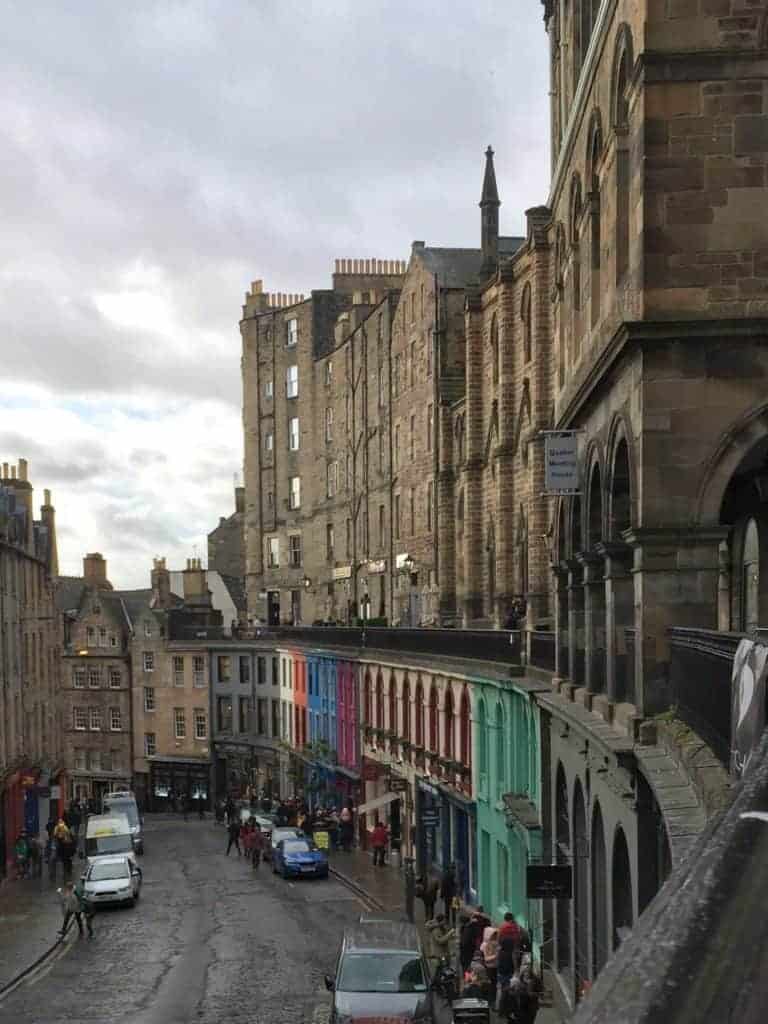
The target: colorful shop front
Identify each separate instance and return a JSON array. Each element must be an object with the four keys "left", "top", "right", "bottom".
[
  {"left": 472, "top": 674, "right": 546, "bottom": 946},
  {"left": 416, "top": 775, "right": 477, "bottom": 903}
]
